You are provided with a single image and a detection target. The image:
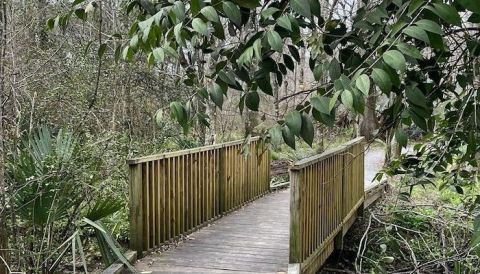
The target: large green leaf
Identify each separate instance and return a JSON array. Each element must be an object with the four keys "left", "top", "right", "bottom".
[
  {"left": 414, "top": 19, "right": 442, "bottom": 35},
  {"left": 310, "top": 96, "right": 330, "bottom": 114},
  {"left": 341, "top": 89, "right": 354, "bottom": 110},
  {"left": 267, "top": 31, "right": 283, "bottom": 52},
  {"left": 192, "top": 18, "right": 208, "bottom": 35},
  {"left": 396, "top": 42, "right": 422, "bottom": 59},
  {"left": 405, "top": 86, "right": 427, "bottom": 109},
  {"left": 261, "top": 7, "right": 280, "bottom": 19},
  {"left": 291, "top": 0, "right": 311, "bottom": 18},
  {"left": 201, "top": 6, "right": 220, "bottom": 22},
  {"left": 300, "top": 114, "right": 314, "bottom": 146},
  {"left": 395, "top": 128, "right": 408, "bottom": 147},
  {"left": 329, "top": 58, "right": 341, "bottom": 81},
  {"left": 282, "top": 126, "right": 296, "bottom": 149},
  {"left": 277, "top": 15, "right": 292, "bottom": 31},
  {"left": 237, "top": 46, "right": 253, "bottom": 66},
  {"left": 284, "top": 110, "right": 302, "bottom": 136},
  {"left": 383, "top": 50, "right": 406, "bottom": 71},
  {"left": 402, "top": 26, "right": 430, "bottom": 44},
  {"left": 458, "top": 0, "right": 480, "bottom": 13},
  {"left": 223, "top": 1, "right": 242, "bottom": 26},
  {"left": 425, "top": 3, "right": 461, "bottom": 26},
  {"left": 355, "top": 74, "right": 370, "bottom": 96},
  {"left": 245, "top": 91, "right": 259, "bottom": 111},
  {"left": 371, "top": 68, "right": 392, "bottom": 94},
  {"left": 209, "top": 83, "right": 224, "bottom": 109}
]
